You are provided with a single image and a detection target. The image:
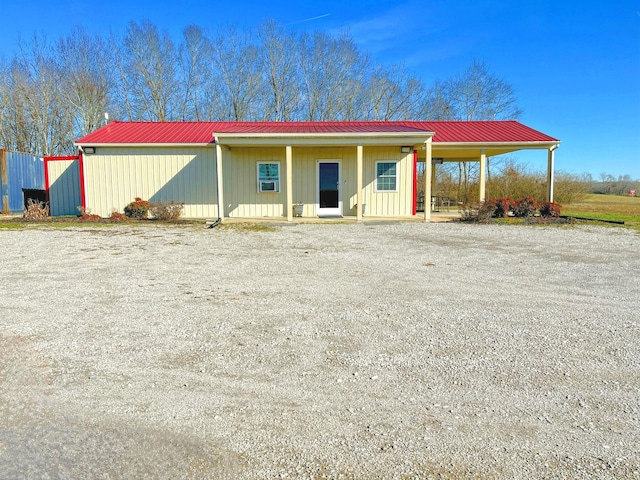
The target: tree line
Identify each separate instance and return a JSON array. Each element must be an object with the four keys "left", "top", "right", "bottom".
[
  {"left": 591, "top": 174, "right": 639, "bottom": 196},
  {"left": 0, "top": 19, "right": 521, "bottom": 156}
]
